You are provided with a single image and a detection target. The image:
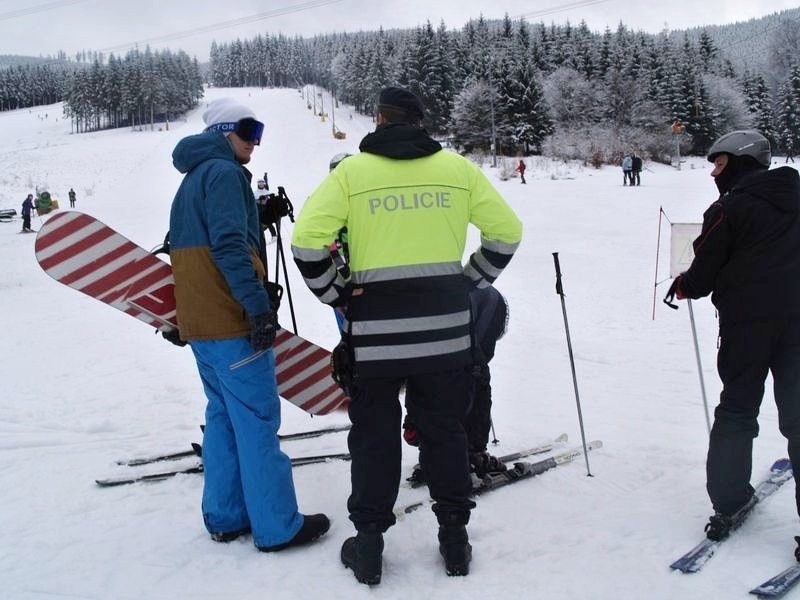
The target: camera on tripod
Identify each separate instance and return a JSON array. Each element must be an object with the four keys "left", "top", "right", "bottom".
[
  {"left": 254, "top": 180, "right": 298, "bottom": 334},
  {"left": 256, "top": 185, "right": 294, "bottom": 233}
]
